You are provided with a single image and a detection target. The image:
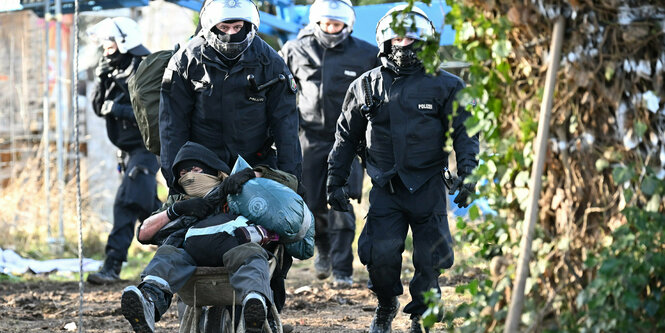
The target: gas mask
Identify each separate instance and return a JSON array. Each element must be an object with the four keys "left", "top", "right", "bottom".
[
  {"left": 313, "top": 24, "right": 351, "bottom": 49},
  {"left": 178, "top": 172, "right": 223, "bottom": 197},
  {"left": 204, "top": 22, "right": 256, "bottom": 61},
  {"left": 387, "top": 43, "right": 422, "bottom": 69}
]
